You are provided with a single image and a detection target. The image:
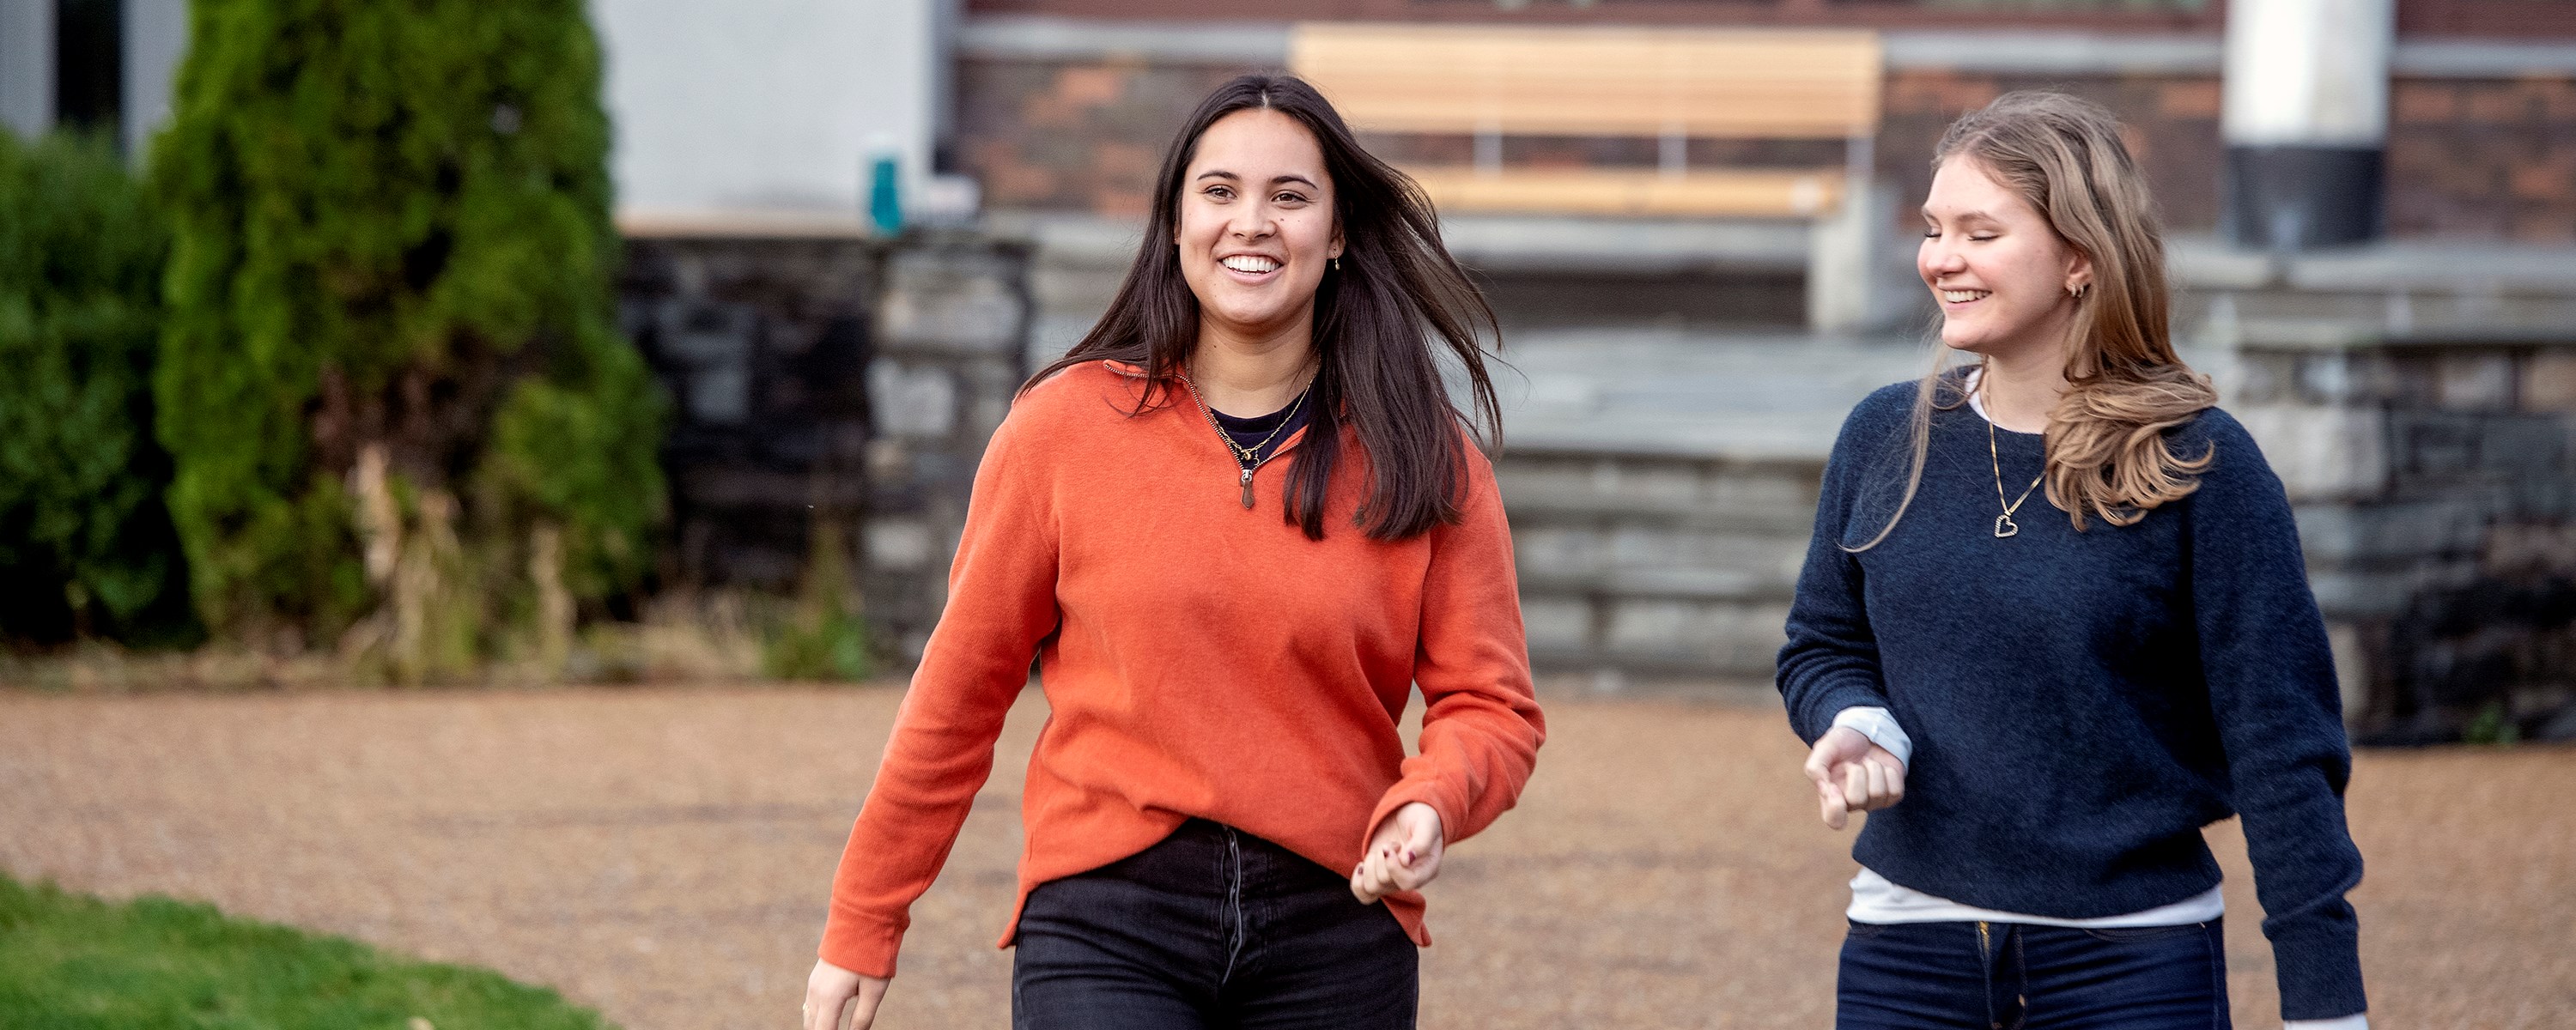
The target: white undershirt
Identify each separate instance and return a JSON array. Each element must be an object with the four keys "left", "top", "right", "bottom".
[
  {"left": 1964, "top": 367, "right": 2011, "bottom": 428},
  {"left": 1845, "top": 865, "right": 2226, "bottom": 927}
]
